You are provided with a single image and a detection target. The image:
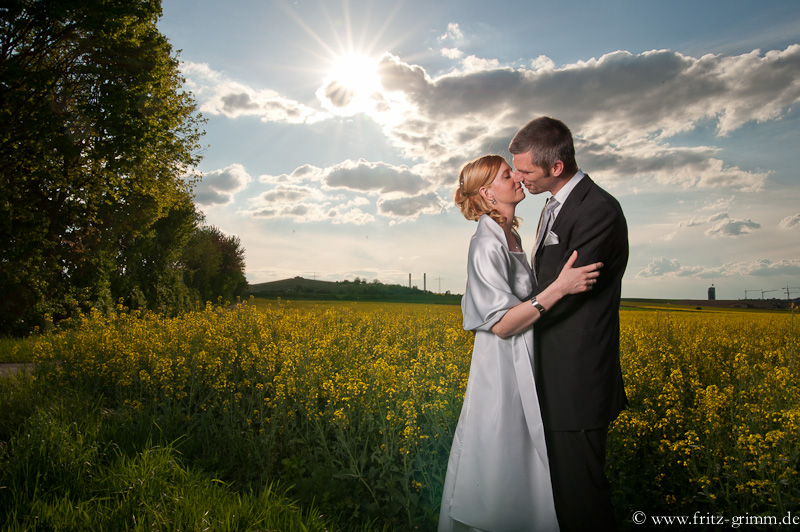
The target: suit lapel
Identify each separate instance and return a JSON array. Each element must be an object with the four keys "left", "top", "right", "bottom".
[
  {"left": 533, "top": 175, "right": 595, "bottom": 278},
  {"left": 551, "top": 174, "right": 594, "bottom": 234}
]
